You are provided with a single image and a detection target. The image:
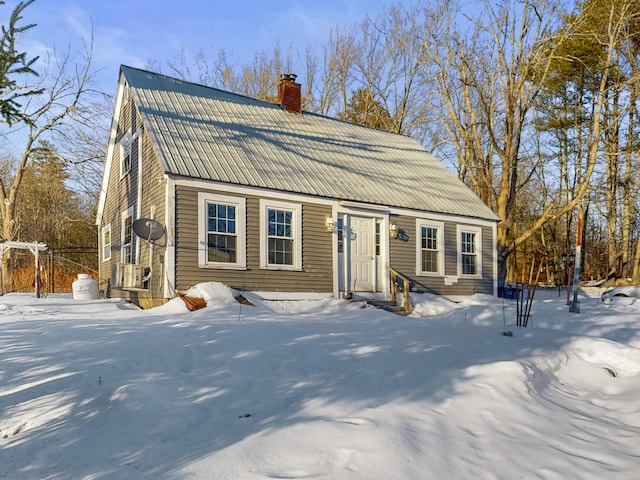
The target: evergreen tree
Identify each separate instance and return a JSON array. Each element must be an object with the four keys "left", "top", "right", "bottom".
[
  {"left": 339, "top": 88, "right": 395, "bottom": 131},
  {"left": 0, "top": 0, "right": 42, "bottom": 125}
]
